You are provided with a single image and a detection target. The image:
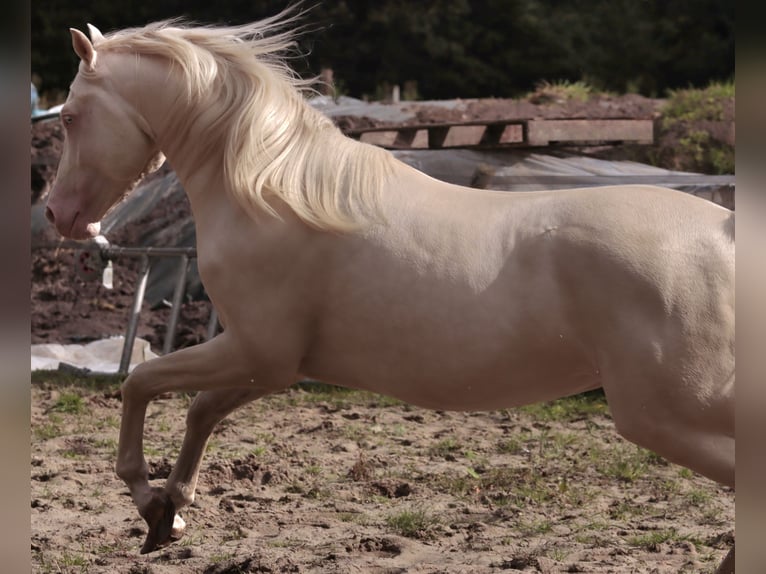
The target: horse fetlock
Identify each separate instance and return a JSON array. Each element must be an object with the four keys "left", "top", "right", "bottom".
[{"left": 166, "top": 481, "right": 196, "bottom": 509}]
